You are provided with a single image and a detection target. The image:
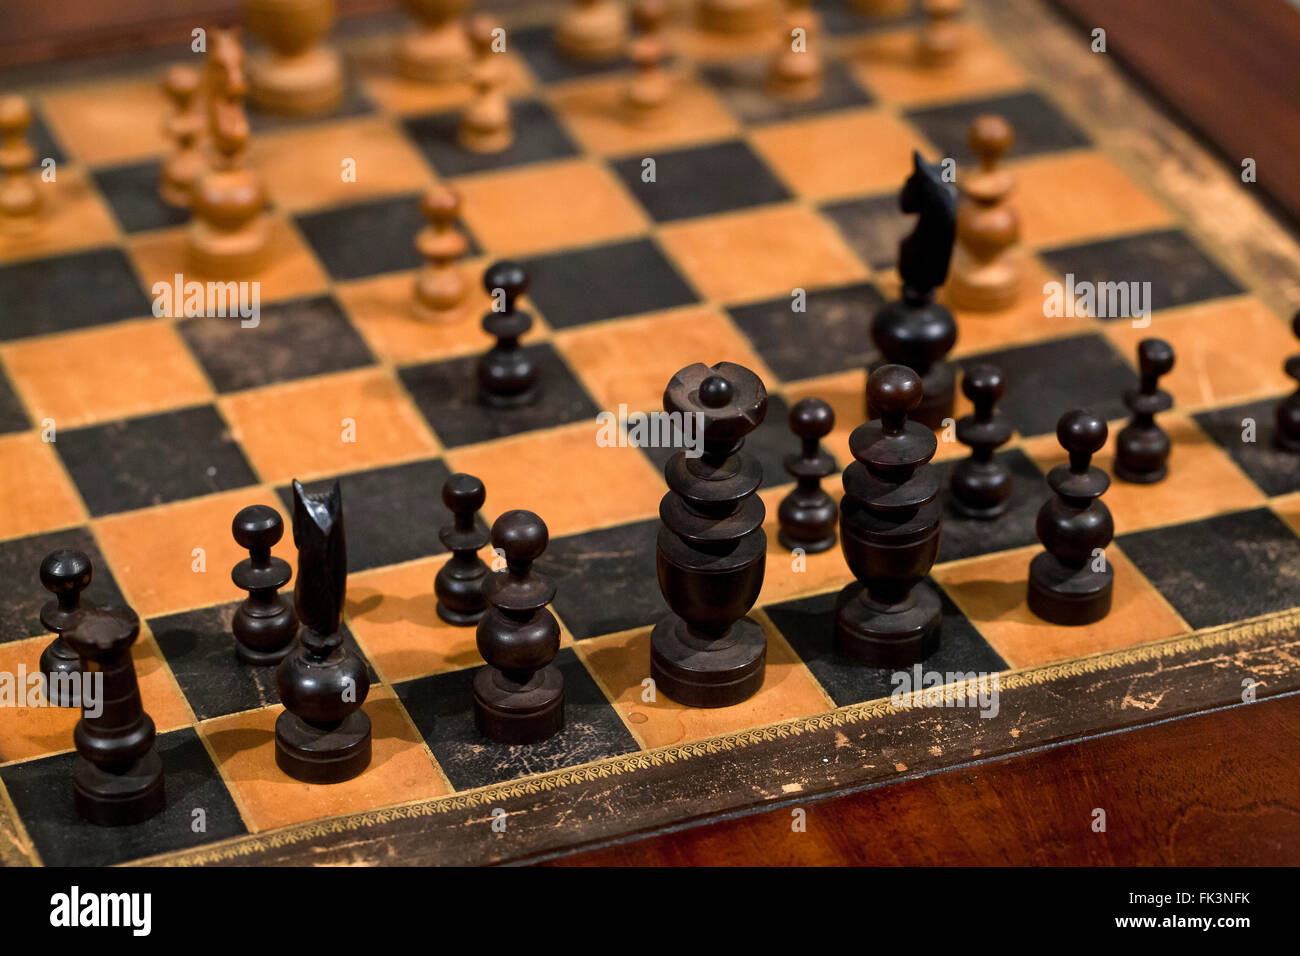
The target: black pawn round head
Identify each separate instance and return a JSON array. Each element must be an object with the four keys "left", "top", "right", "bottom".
[
  {"left": 1057, "top": 408, "right": 1108, "bottom": 464},
  {"left": 443, "top": 472, "right": 486, "bottom": 515},
  {"left": 483, "top": 260, "right": 529, "bottom": 310},
  {"left": 961, "top": 363, "right": 1006, "bottom": 414},
  {"left": 232, "top": 504, "right": 284, "bottom": 553},
  {"left": 869, "top": 364, "right": 923, "bottom": 432},
  {"left": 789, "top": 396, "right": 834, "bottom": 441},
  {"left": 492, "top": 509, "right": 549, "bottom": 567},
  {"left": 698, "top": 373, "right": 733, "bottom": 409},
  {"left": 40, "top": 549, "right": 92, "bottom": 600},
  {"left": 1137, "top": 338, "right": 1175, "bottom": 383}
]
